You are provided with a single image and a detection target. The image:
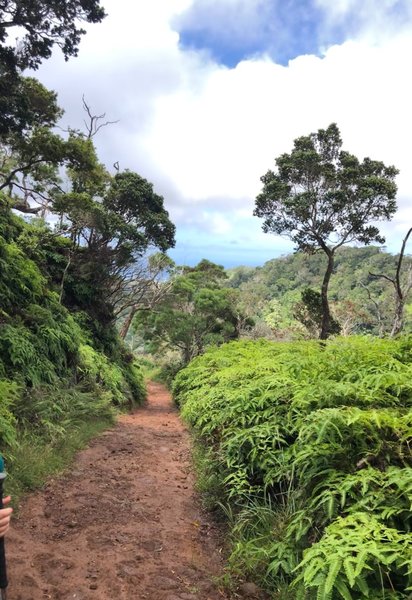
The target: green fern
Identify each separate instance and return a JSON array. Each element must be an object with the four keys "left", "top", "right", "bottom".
[
  {"left": 0, "top": 379, "right": 19, "bottom": 446},
  {"left": 173, "top": 337, "right": 412, "bottom": 597},
  {"left": 294, "top": 513, "right": 412, "bottom": 598}
]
